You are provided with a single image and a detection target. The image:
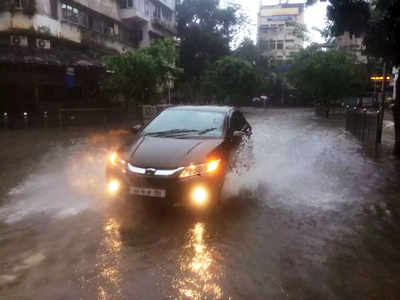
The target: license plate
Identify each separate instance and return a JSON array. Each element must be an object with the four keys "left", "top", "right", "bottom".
[{"left": 129, "top": 187, "right": 166, "bottom": 198}]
